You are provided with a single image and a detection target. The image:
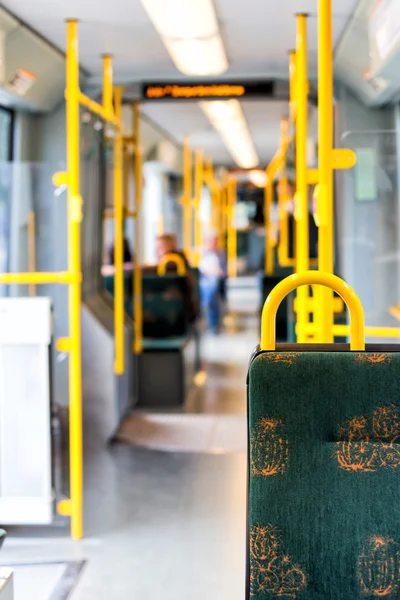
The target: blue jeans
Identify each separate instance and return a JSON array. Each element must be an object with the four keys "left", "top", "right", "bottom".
[{"left": 200, "top": 276, "right": 221, "bottom": 330}]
